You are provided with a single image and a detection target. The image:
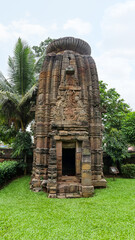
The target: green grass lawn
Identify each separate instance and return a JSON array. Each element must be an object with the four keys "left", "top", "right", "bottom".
[{"left": 0, "top": 177, "right": 135, "bottom": 240}]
